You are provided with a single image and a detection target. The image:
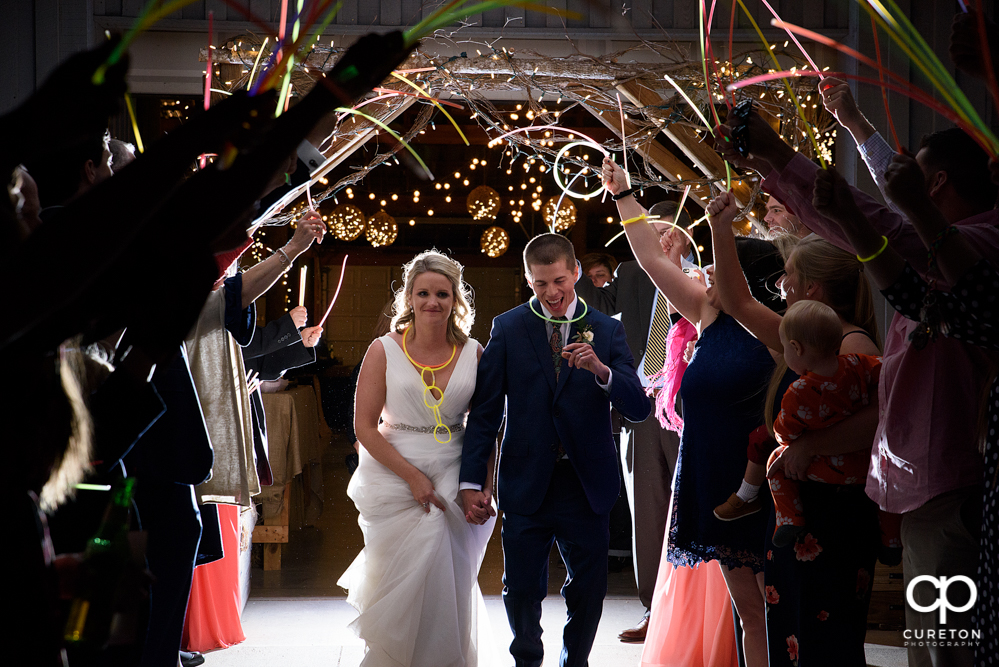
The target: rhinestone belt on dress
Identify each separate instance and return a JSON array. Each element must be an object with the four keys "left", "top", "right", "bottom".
[{"left": 383, "top": 421, "right": 465, "bottom": 435}]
